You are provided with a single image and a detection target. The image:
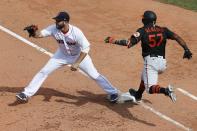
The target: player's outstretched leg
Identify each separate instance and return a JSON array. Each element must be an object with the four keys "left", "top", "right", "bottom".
[
  {"left": 79, "top": 55, "right": 120, "bottom": 103},
  {"left": 16, "top": 58, "right": 63, "bottom": 102},
  {"left": 129, "top": 83, "right": 176, "bottom": 103},
  {"left": 16, "top": 70, "right": 49, "bottom": 102},
  {"left": 95, "top": 74, "right": 120, "bottom": 103}
]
